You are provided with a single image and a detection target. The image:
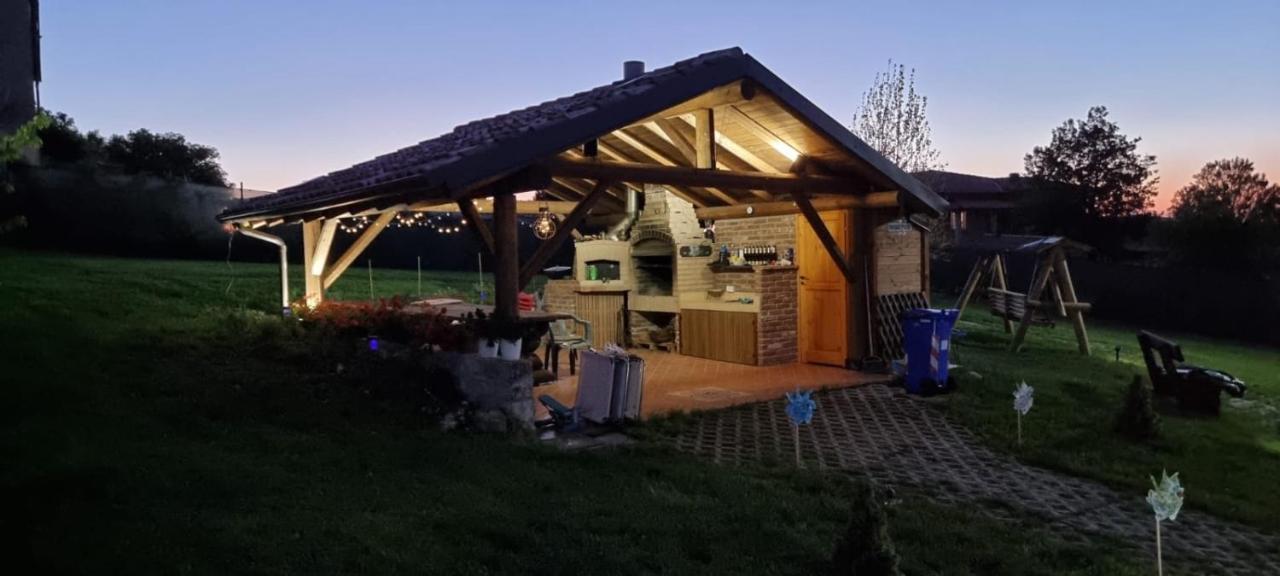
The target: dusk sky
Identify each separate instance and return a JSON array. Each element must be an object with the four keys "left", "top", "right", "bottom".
[{"left": 41, "top": 1, "right": 1279, "bottom": 211}]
